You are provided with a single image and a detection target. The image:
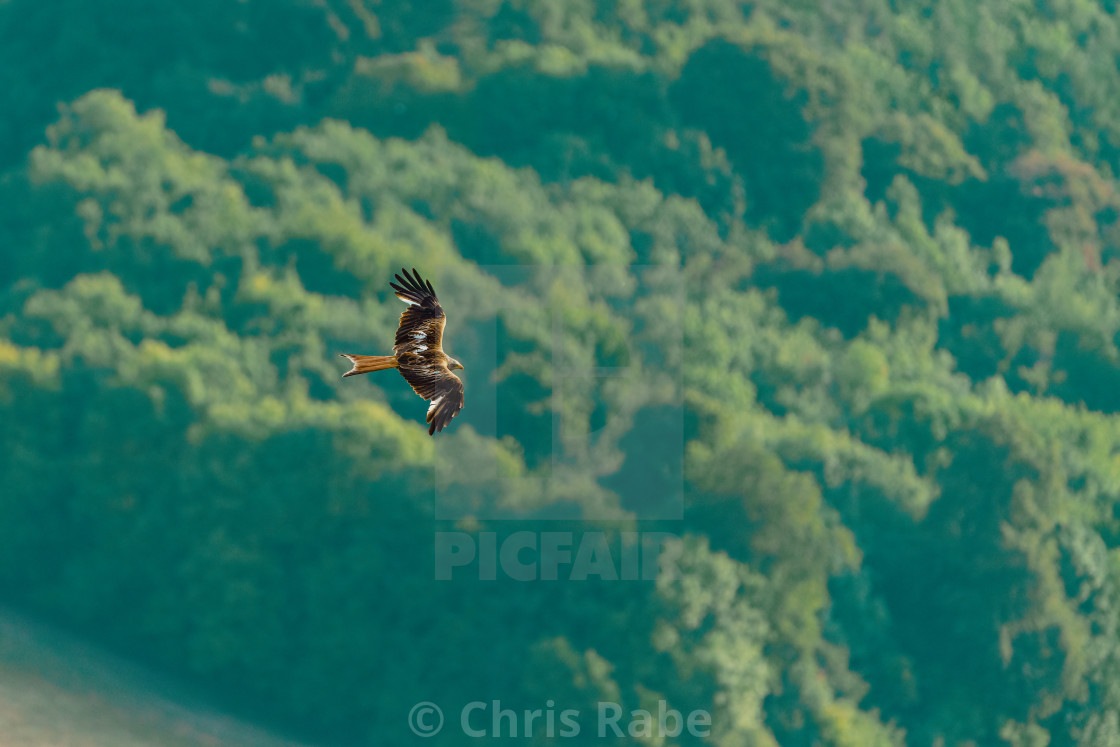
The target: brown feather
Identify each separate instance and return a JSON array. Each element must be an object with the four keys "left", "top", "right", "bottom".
[
  {"left": 341, "top": 268, "right": 464, "bottom": 434},
  {"left": 339, "top": 354, "right": 399, "bottom": 377}
]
